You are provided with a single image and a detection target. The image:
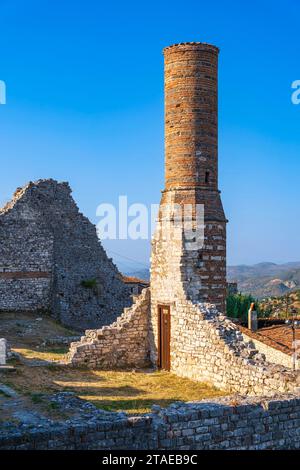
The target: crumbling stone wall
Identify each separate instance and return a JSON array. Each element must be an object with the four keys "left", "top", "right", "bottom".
[
  {"left": 0, "top": 179, "right": 131, "bottom": 329},
  {"left": 68, "top": 288, "right": 150, "bottom": 368},
  {"left": 150, "top": 216, "right": 300, "bottom": 395},
  {"left": 2, "top": 393, "right": 300, "bottom": 450},
  {"left": 0, "top": 188, "right": 54, "bottom": 311},
  {"left": 148, "top": 42, "right": 300, "bottom": 396},
  {"left": 166, "top": 299, "right": 300, "bottom": 395},
  {"left": 241, "top": 327, "right": 300, "bottom": 370}
]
